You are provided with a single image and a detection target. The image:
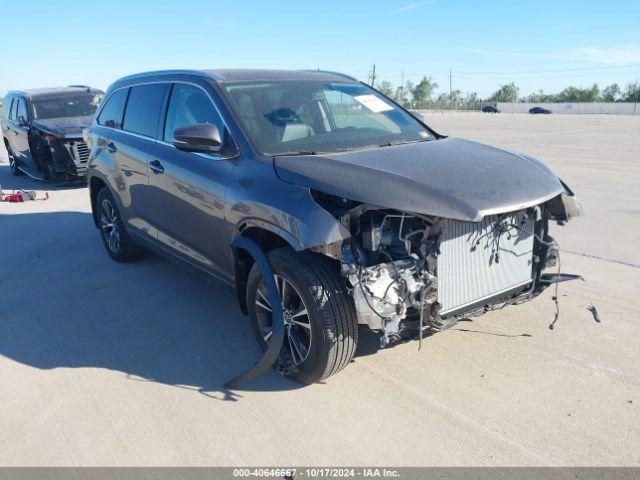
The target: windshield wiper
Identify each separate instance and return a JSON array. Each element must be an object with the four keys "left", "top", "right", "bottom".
[
  {"left": 272, "top": 151, "right": 317, "bottom": 157},
  {"left": 378, "top": 139, "right": 430, "bottom": 148}
]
